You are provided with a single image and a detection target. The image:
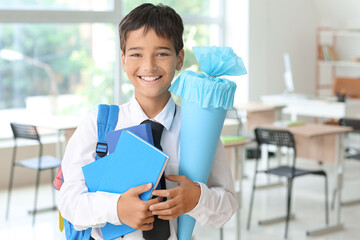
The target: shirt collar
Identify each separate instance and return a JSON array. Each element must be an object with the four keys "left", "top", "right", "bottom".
[{"left": 129, "top": 96, "right": 176, "bottom": 131}]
